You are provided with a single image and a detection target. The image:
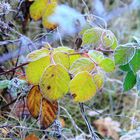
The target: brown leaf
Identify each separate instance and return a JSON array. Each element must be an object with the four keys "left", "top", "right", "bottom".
[
  {"left": 41, "top": 98, "right": 58, "bottom": 128},
  {"left": 24, "top": 133, "right": 39, "bottom": 140},
  {"left": 27, "top": 86, "right": 42, "bottom": 118},
  {"left": 12, "top": 99, "right": 30, "bottom": 118},
  {"left": 27, "top": 86, "right": 58, "bottom": 128}
]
